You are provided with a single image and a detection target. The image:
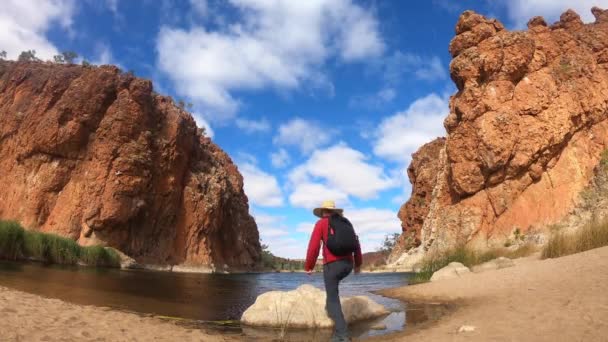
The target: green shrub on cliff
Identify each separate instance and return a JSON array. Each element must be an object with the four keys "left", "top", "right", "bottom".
[
  {"left": 542, "top": 219, "right": 608, "bottom": 259},
  {"left": 0, "top": 220, "right": 120, "bottom": 267}
]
